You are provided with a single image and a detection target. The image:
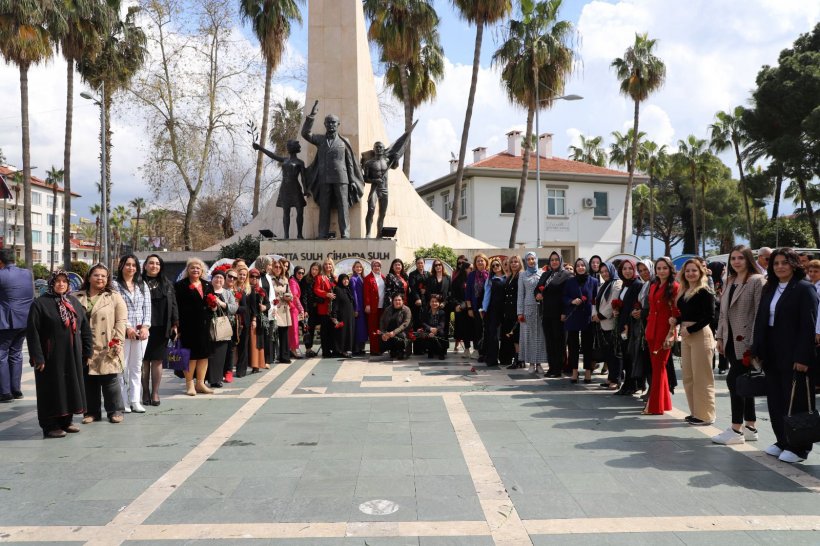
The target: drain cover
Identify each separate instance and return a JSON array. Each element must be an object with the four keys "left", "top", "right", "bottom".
[{"left": 358, "top": 499, "right": 400, "bottom": 515}]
